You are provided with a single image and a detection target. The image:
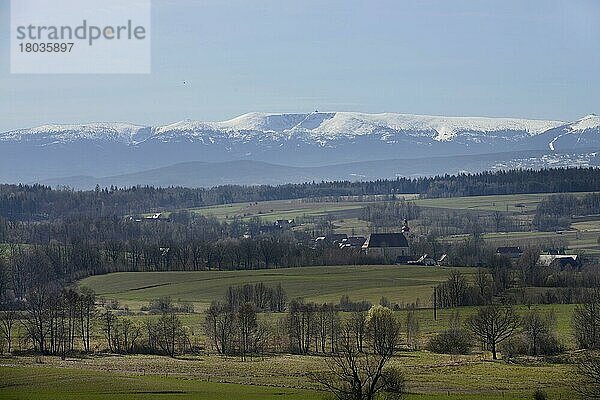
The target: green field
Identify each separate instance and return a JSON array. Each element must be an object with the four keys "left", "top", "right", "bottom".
[
  {"left": 80, "top": 266, "right": 578, "bottom": 345},
  {"left": 413, "top": 193, "right": 548, "bottom": 212},
  {"left": 81, "top": 265, "right": 474, "bottom": 310},
  {"left": 0, "top": 349, "right": 580, "bottom": 400},
  {"left": 414, "top": 192, "right": 598, "bottom": 212},
  {"left": 0, "top": 365, "right": 320, "bottom": 400},
  {"left": 156, "top": 199, "right": 372, "bottom": 222},
  {"left": 6, "top": 264, "right": 585, "bottom": 399},
  {"left": 157, "top": 192, "right": 571, "bottom": 221},
  {"left": 442, "top": 223, "right": 600, "bottom": 255}
]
